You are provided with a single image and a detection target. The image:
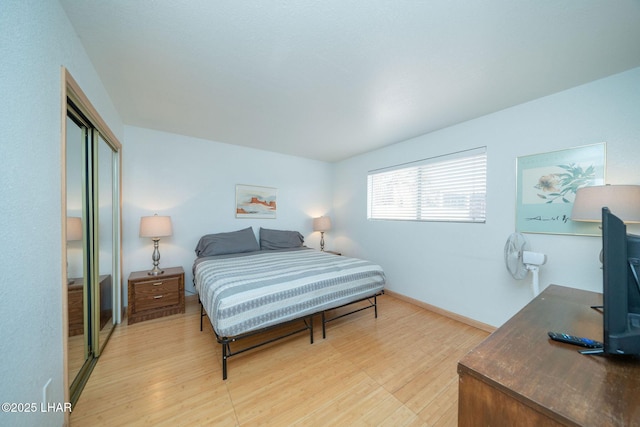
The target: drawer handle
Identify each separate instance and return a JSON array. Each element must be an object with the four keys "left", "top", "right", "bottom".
[
  {"left": 153, "top": 282, "right": 162, "bottom": 286},
  {"left": 154, "top": 295, "right": 164, "bottom": 299}
]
